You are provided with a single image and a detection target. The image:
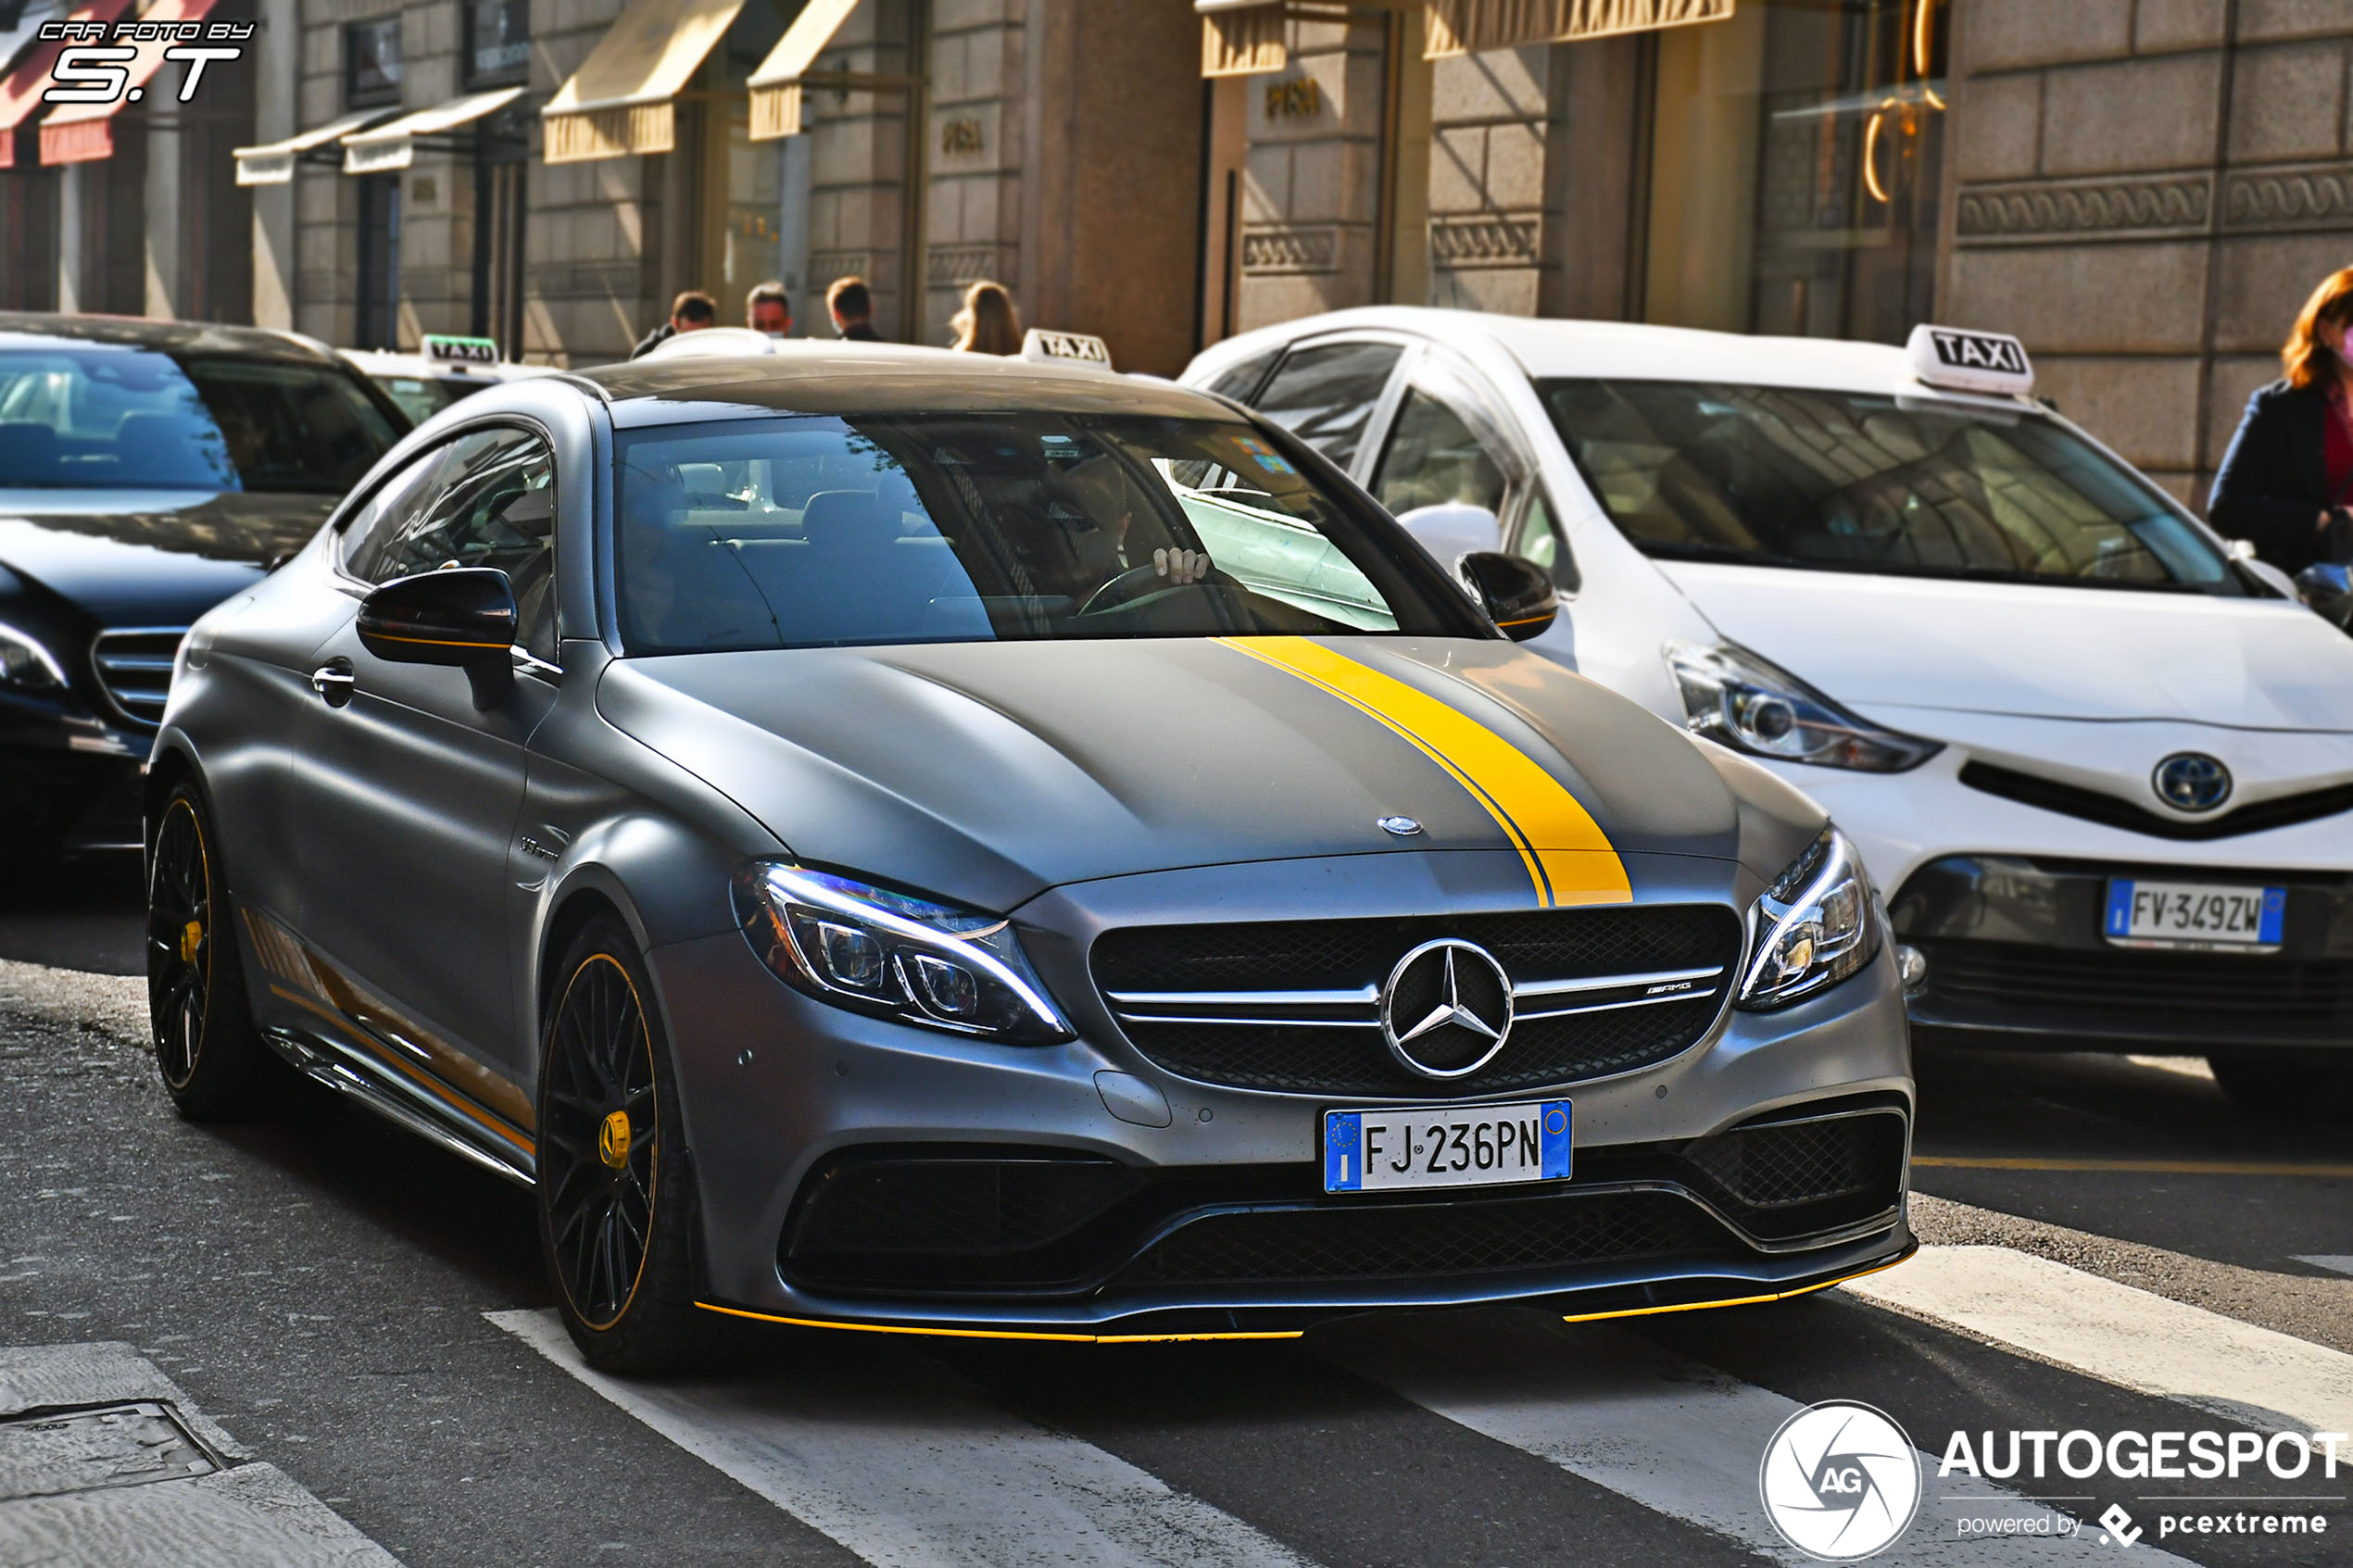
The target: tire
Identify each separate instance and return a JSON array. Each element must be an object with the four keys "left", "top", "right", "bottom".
[
  {"left": 146, "top": 781, "right": 283, "bottom": 1121},
  {"left": 536, "top": 917, "right": 708, "bottom": 1374},
  {"left": 2207, "top": 1048, "right": 2353, "bottom": 1121}
]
